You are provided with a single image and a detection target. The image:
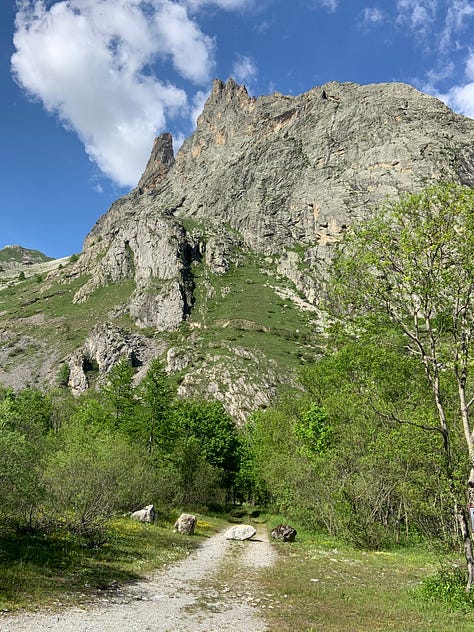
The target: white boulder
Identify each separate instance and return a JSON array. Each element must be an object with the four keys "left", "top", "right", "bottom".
[{"left": 225, "top": 524, "right": 257, "bottom": 540}]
